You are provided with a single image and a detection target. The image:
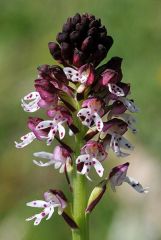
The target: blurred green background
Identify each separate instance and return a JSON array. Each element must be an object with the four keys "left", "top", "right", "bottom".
[{"left": 0, "top": 0, "right": 161, "bottom": 239}]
